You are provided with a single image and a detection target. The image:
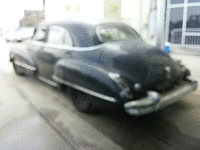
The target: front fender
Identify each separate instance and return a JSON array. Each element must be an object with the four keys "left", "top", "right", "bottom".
[
  {"left": 53, "top": 58, "right": 123, "bottom": 102},
  {"left": 10, "top": 44, "right": 37, "bottom": 74},
  {"left": 10, "top": 44, "right": 36, "bottom": 66}
]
